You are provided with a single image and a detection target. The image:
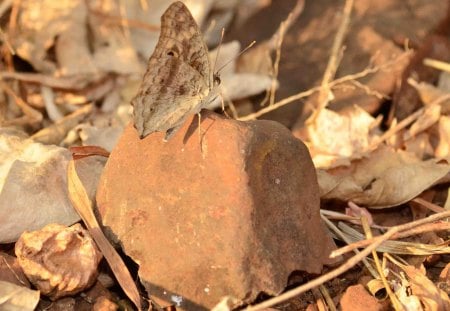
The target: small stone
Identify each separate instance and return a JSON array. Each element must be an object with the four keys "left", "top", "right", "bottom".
[
  {"left": 97, "top": 111, "right": 336, "bottom": 310},
  {"left": 340, "top": 284, "right": 387, "bottom": 311}
]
